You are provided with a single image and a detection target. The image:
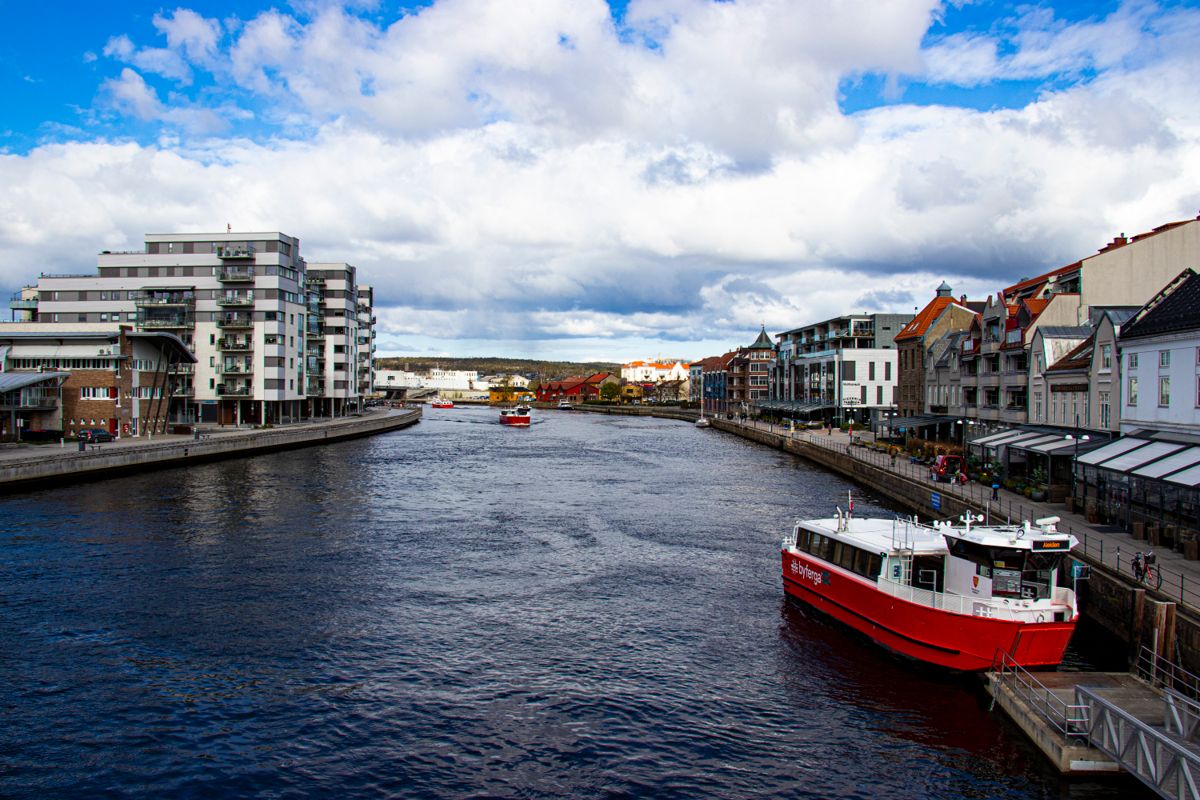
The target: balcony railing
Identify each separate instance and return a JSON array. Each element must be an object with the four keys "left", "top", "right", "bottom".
[
  {"left": 219, "top": 363, "right": 253, "bottom": 375},
  {"left": 217, "top": 384, "right": 252, "bottom": 396},
  {"left": 217, "top": 338, "right": 253, "bottom": 351},
  {"left": 216, "top": 245, "right": 255, "bottom": 259},
  {"left": 305, "top": 327, "right": 325, "bottom": 339},
  {"left": 218, "top": 267, "right": 255, "bottom": 282},
  {"left": 139, "top": 316, "right": 194, "bottom": 329},
  {"left": 137, "top": 292, "right": 196, "bottom": 306},
  {"left": 305, "top": 380, "right": 325, "bottom": 396},
  {"left": 9, "top": 294, "right": 37, "bottom": 310},
  {"left": 216, "top": 293, "right": 254, "bottom": 307},
  {"left": 216, "top": 315, "right": 253, "bottom": 328}
]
